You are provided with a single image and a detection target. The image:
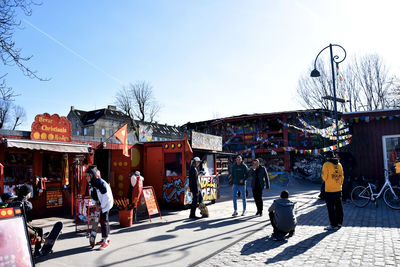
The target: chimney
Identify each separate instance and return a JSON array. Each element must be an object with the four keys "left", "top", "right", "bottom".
[
  {"left": 71, "top": 106, "right": 75, "bottom": 110},
  {"left": 107, "top": 105, "right": 116, "bottom": 111}
]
